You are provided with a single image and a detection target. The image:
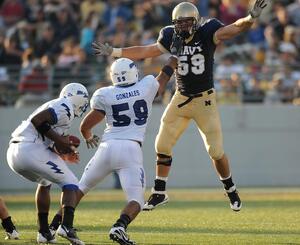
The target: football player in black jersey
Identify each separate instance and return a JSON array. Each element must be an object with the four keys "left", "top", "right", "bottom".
[{"left": 92, "top": 0, "right": 268, "bottom": 212}]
